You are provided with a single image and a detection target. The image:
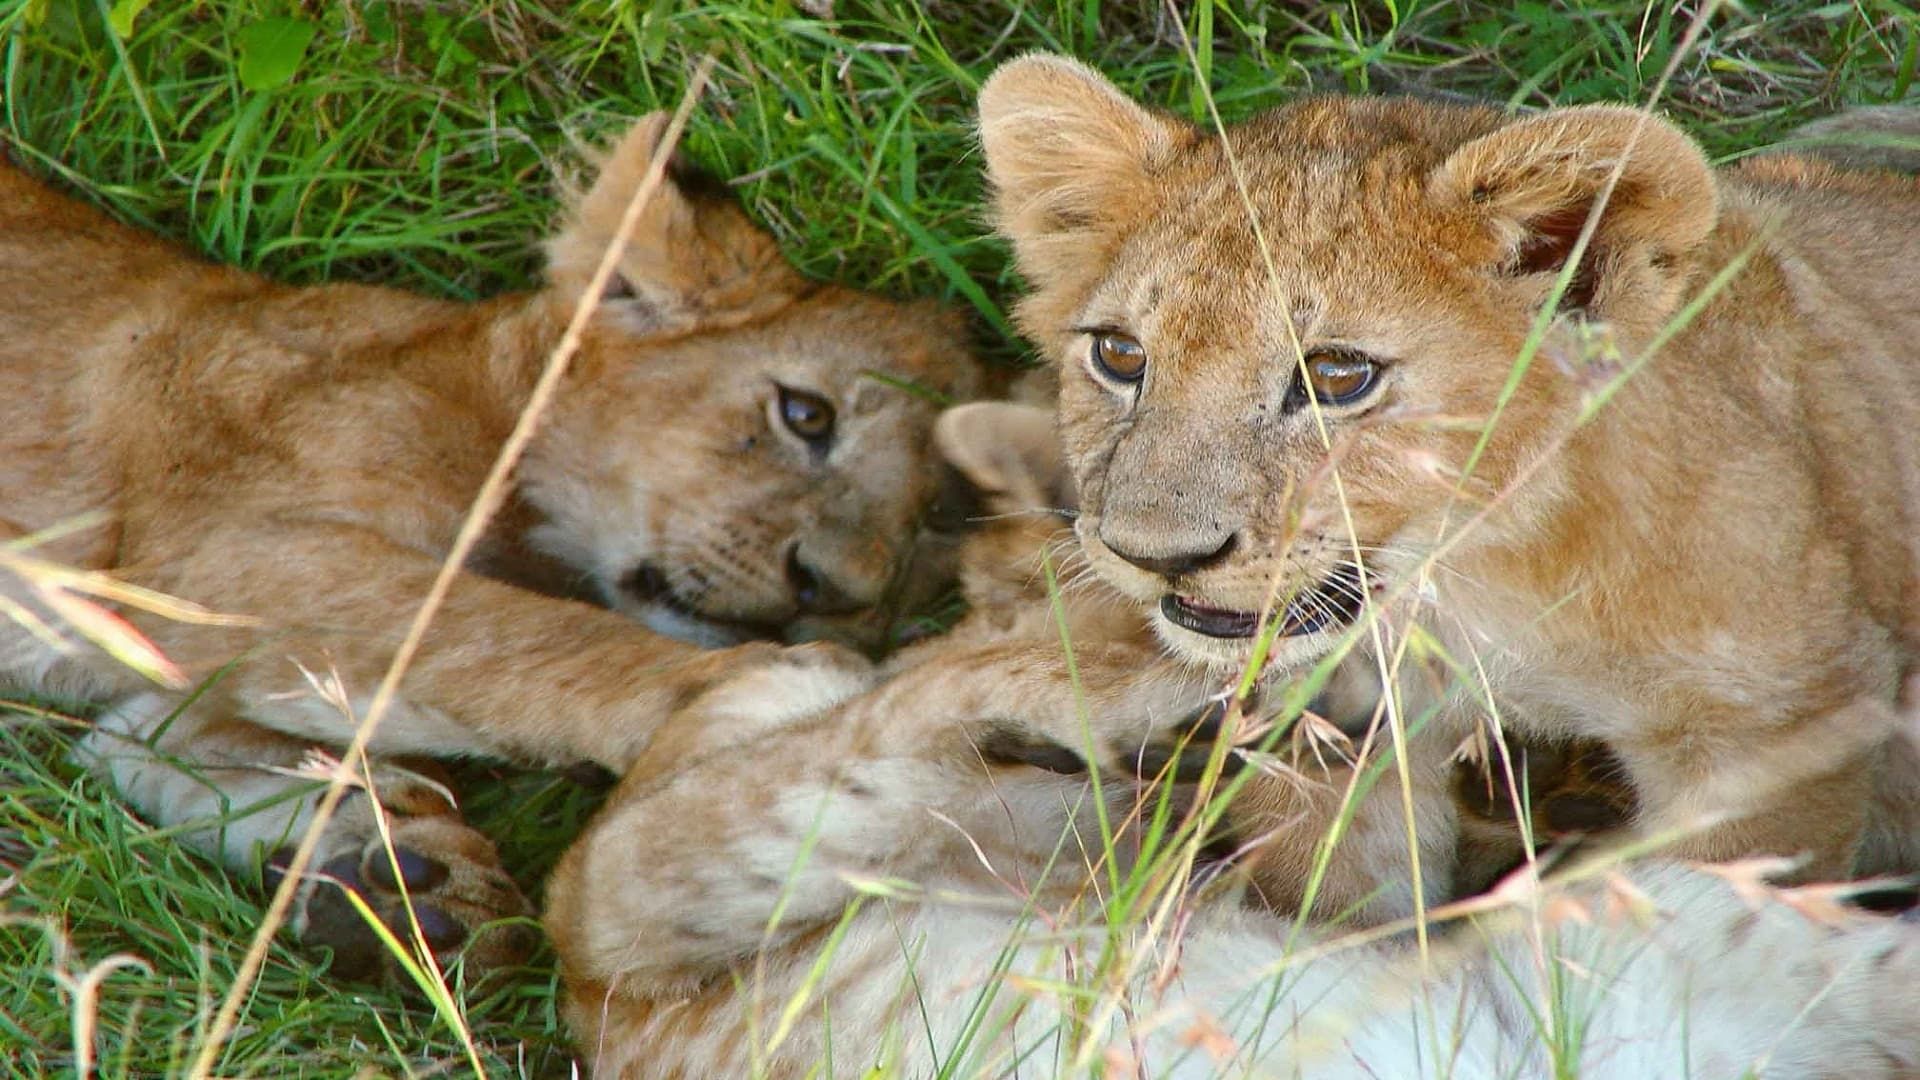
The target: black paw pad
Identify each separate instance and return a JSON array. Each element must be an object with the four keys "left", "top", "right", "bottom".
[
  {"left": 320, "top": 852, "right": 366, "bottom": 889},
  {"left": 406, "top": 903, "right": 469, "bottom": 951},
  {"left": 302, "top": 870, "right": 387, "bottom": 981},
  {"left": 976, "top": 721, "right": 1087, "bottom": 775},
  {"left": 366, "top": 848, "right": 449, "bottom": 893}
]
